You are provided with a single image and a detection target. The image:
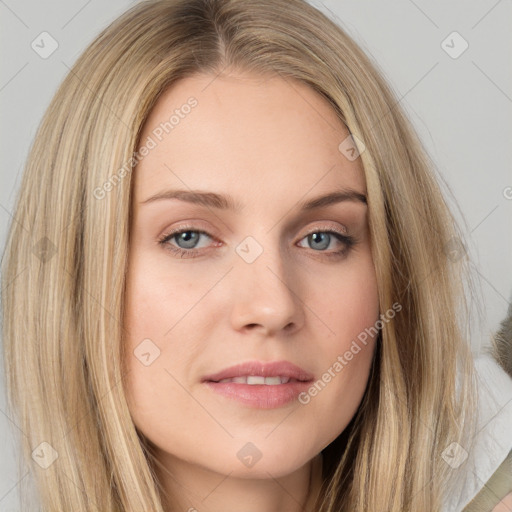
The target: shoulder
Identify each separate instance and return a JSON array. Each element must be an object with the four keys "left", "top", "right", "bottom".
[
  {"left": 443, "top": 354, "right": 512, "bottom": 512},
  {"left": 462, "top": 449, "right": 512, "bottom": 512}
]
